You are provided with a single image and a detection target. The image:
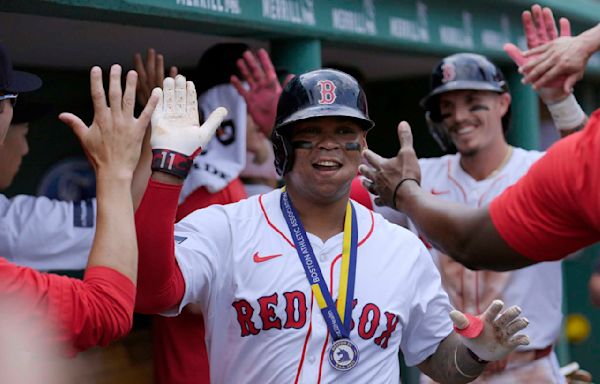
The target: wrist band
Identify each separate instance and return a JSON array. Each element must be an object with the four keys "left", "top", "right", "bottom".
[
  {"left": 546, "top": 94, "right": 586, "bottom": 131},
  {"left": 151, "top": 149, "right": 196, "bottom": 179},
  {"left": 392, "top": 178, "right": 420, "bottom": 209},
  {"left": 454, "top": 347, "right": 479, "bottom": 378},
  {"left": 466, "top": 347, "right": 488, "bottom": 364}
]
